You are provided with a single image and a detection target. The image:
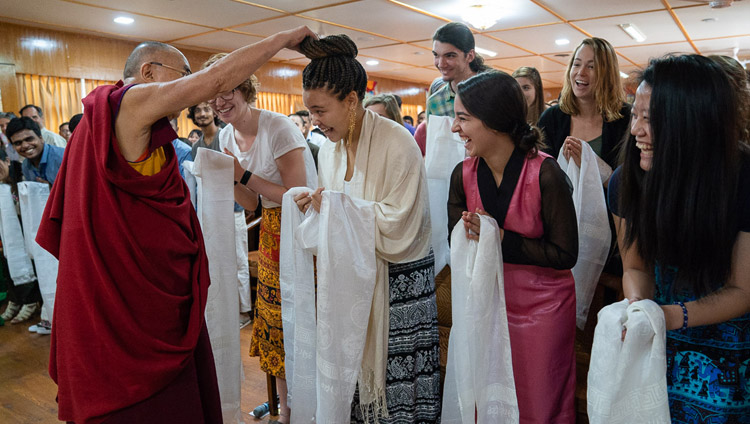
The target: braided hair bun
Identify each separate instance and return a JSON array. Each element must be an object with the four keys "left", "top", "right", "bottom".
[
  {"left": 300, "top": 34, "right": 367, "bottom": 101},
  {"left": 299, "top": 34, "right": 358, "bottom": 60}
]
